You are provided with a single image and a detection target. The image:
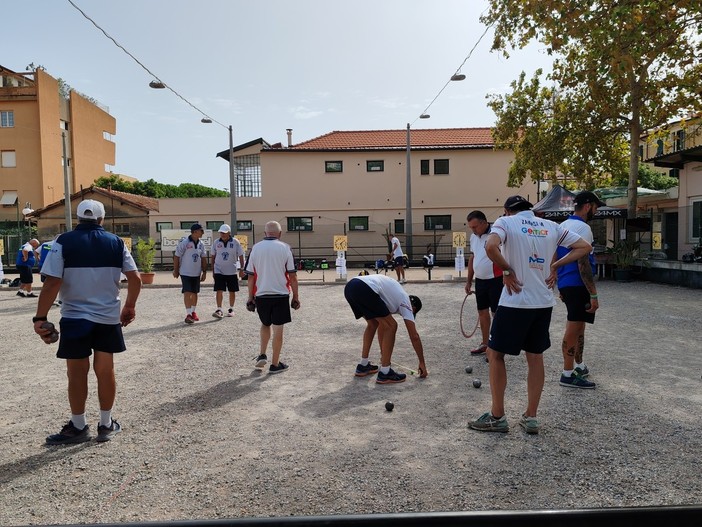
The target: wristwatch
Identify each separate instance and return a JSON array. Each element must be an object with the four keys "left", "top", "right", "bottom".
[{"left": 502, "top": 269, "right": 512, "bottom": 276}]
